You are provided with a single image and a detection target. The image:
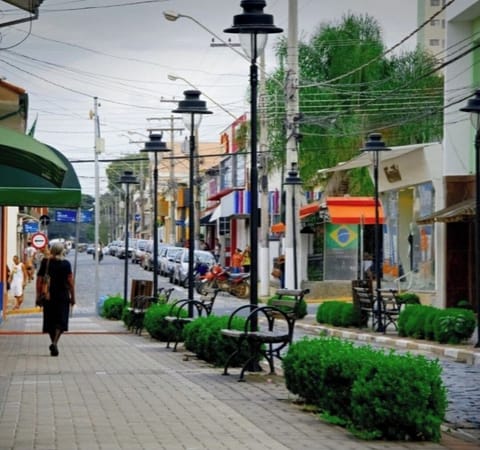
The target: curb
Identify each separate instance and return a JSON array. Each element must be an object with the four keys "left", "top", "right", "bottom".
[{"left": 296, "top": 319, "right": 480, "bottom": 365}]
